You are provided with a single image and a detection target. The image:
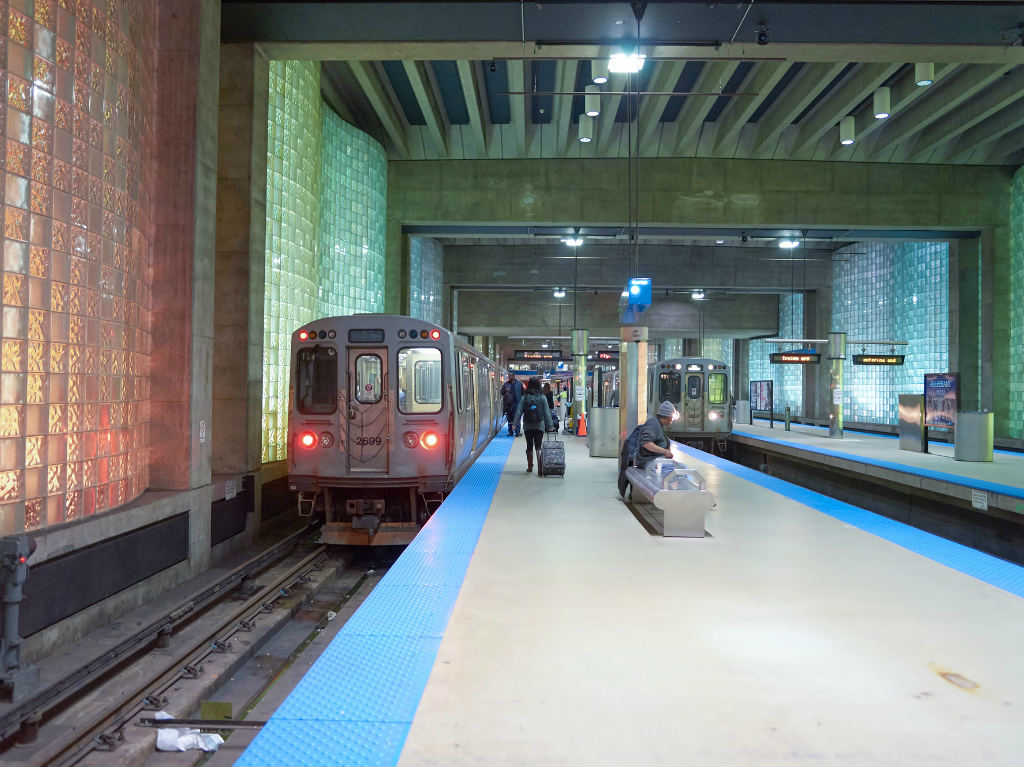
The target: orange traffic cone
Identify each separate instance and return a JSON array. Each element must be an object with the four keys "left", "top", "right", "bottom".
[{"left": 577, "top": 412, "right": 587, "bottom": 437}]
